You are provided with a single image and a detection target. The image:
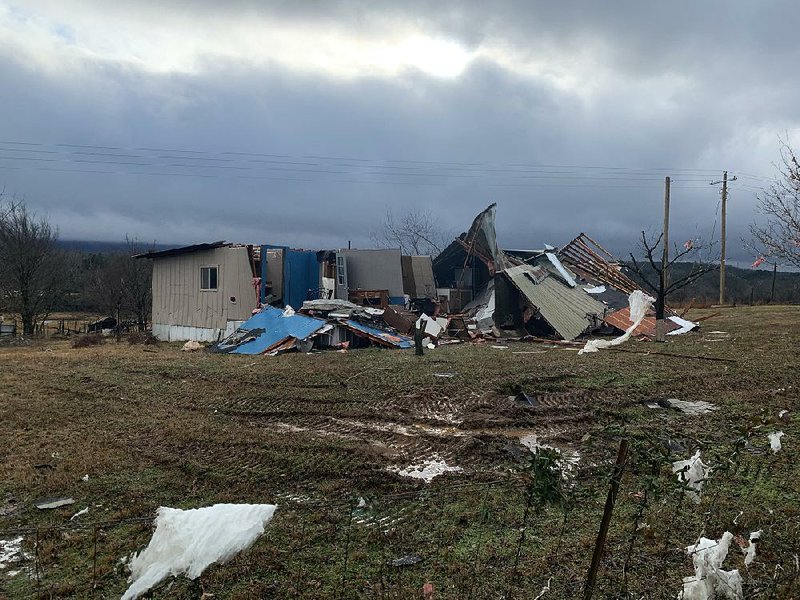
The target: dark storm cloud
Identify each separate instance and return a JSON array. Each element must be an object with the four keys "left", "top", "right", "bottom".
[{"left": 0, "top": 0, "right": 798, "bottom": 260}]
